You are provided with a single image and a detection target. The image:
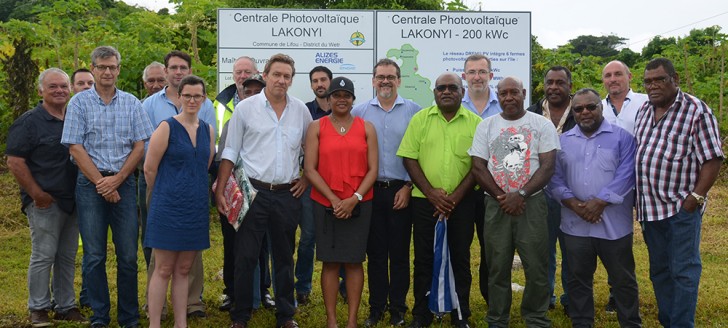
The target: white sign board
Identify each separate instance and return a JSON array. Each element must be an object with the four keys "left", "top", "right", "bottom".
[{"left": 218, "top": 9, "right": 531, "bottom": 106}]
